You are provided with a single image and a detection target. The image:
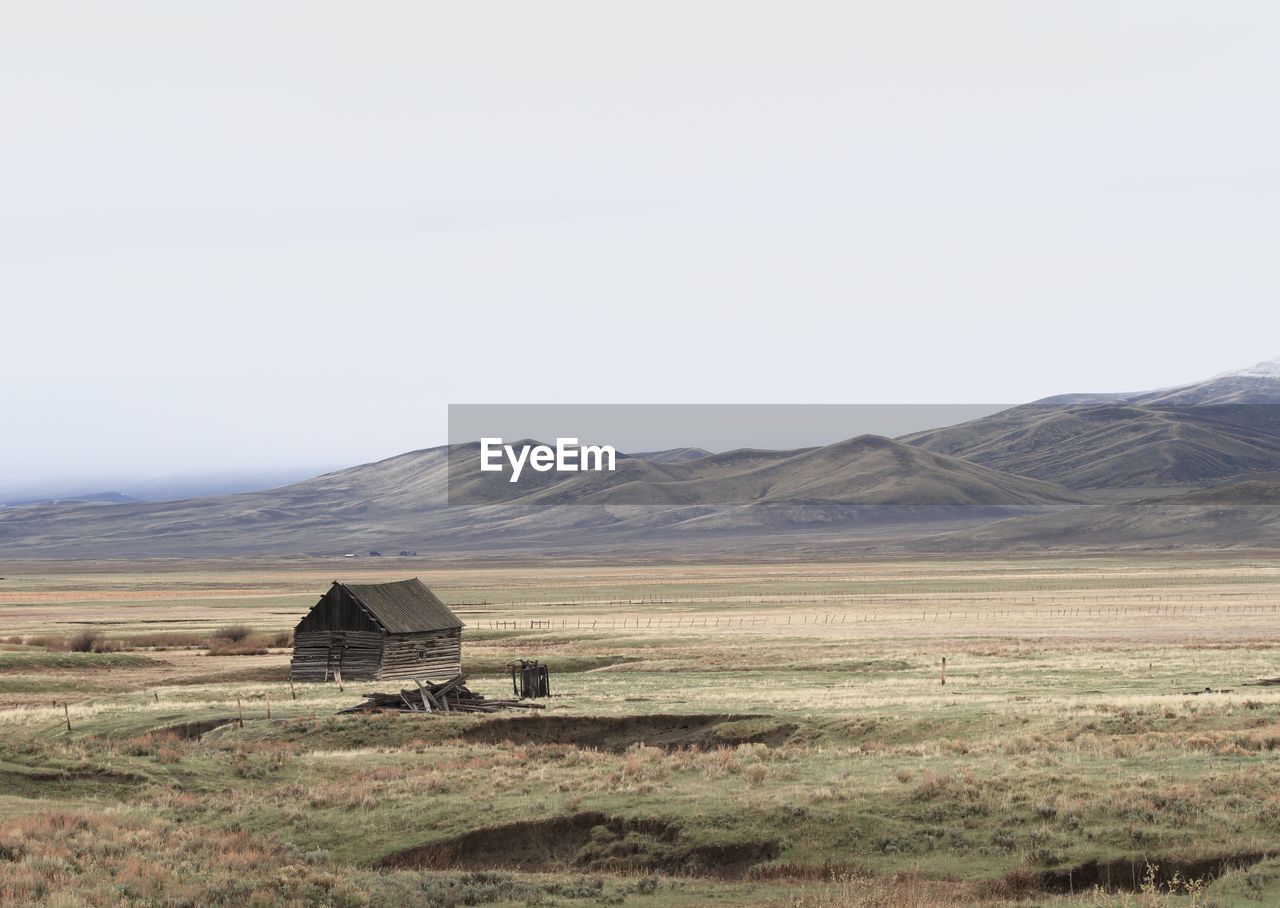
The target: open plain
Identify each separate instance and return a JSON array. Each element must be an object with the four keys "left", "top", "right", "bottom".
[{"left": 2, "top": 554, "right": 1280, "bottom": 906}]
